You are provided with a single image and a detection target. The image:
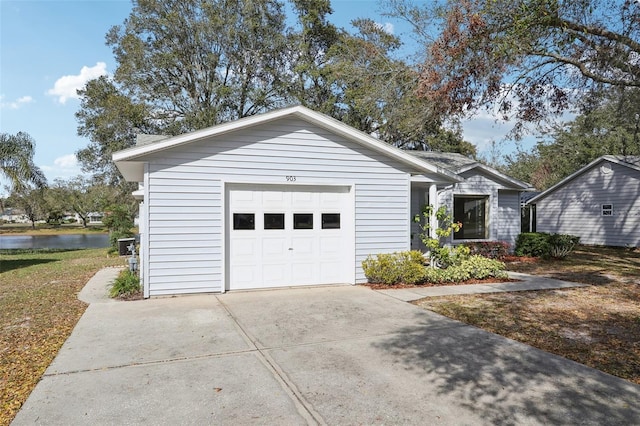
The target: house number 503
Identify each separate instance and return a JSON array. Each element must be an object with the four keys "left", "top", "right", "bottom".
[{"left": 286, "top": 176, "right": 296, "bottom": 182}]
